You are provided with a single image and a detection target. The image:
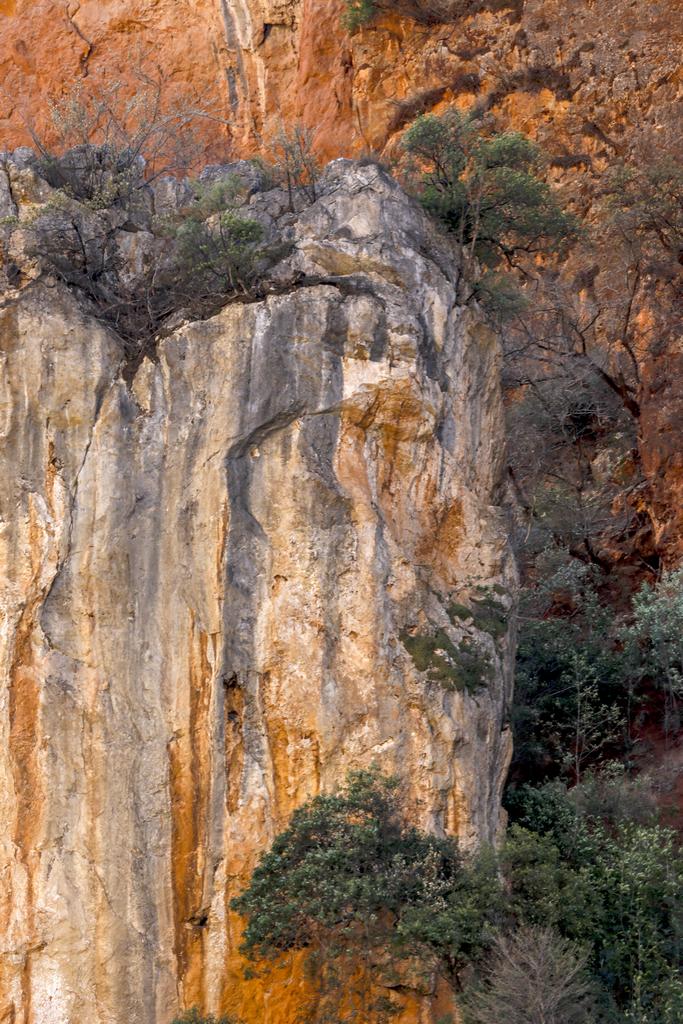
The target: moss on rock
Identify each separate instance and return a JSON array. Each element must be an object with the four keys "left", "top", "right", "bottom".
[
  {"left": 471, "top": 589, "right": 509, "bottom": 641},
  {"left": 447, "top": 591, "right": 508, "bottom": 642},
  {"left": 400, "top": 628, "right": 491, "bottom": 693},
  {"left": 447, "top": 602, "right": 473, "bottom": 624}
]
